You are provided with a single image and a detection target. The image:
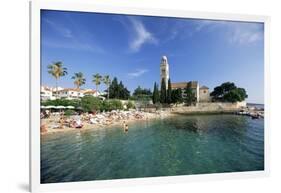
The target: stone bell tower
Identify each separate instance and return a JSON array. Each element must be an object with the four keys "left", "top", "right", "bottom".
[{"left": 160, "top": 56, "right": 169, "bottom": 89}]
